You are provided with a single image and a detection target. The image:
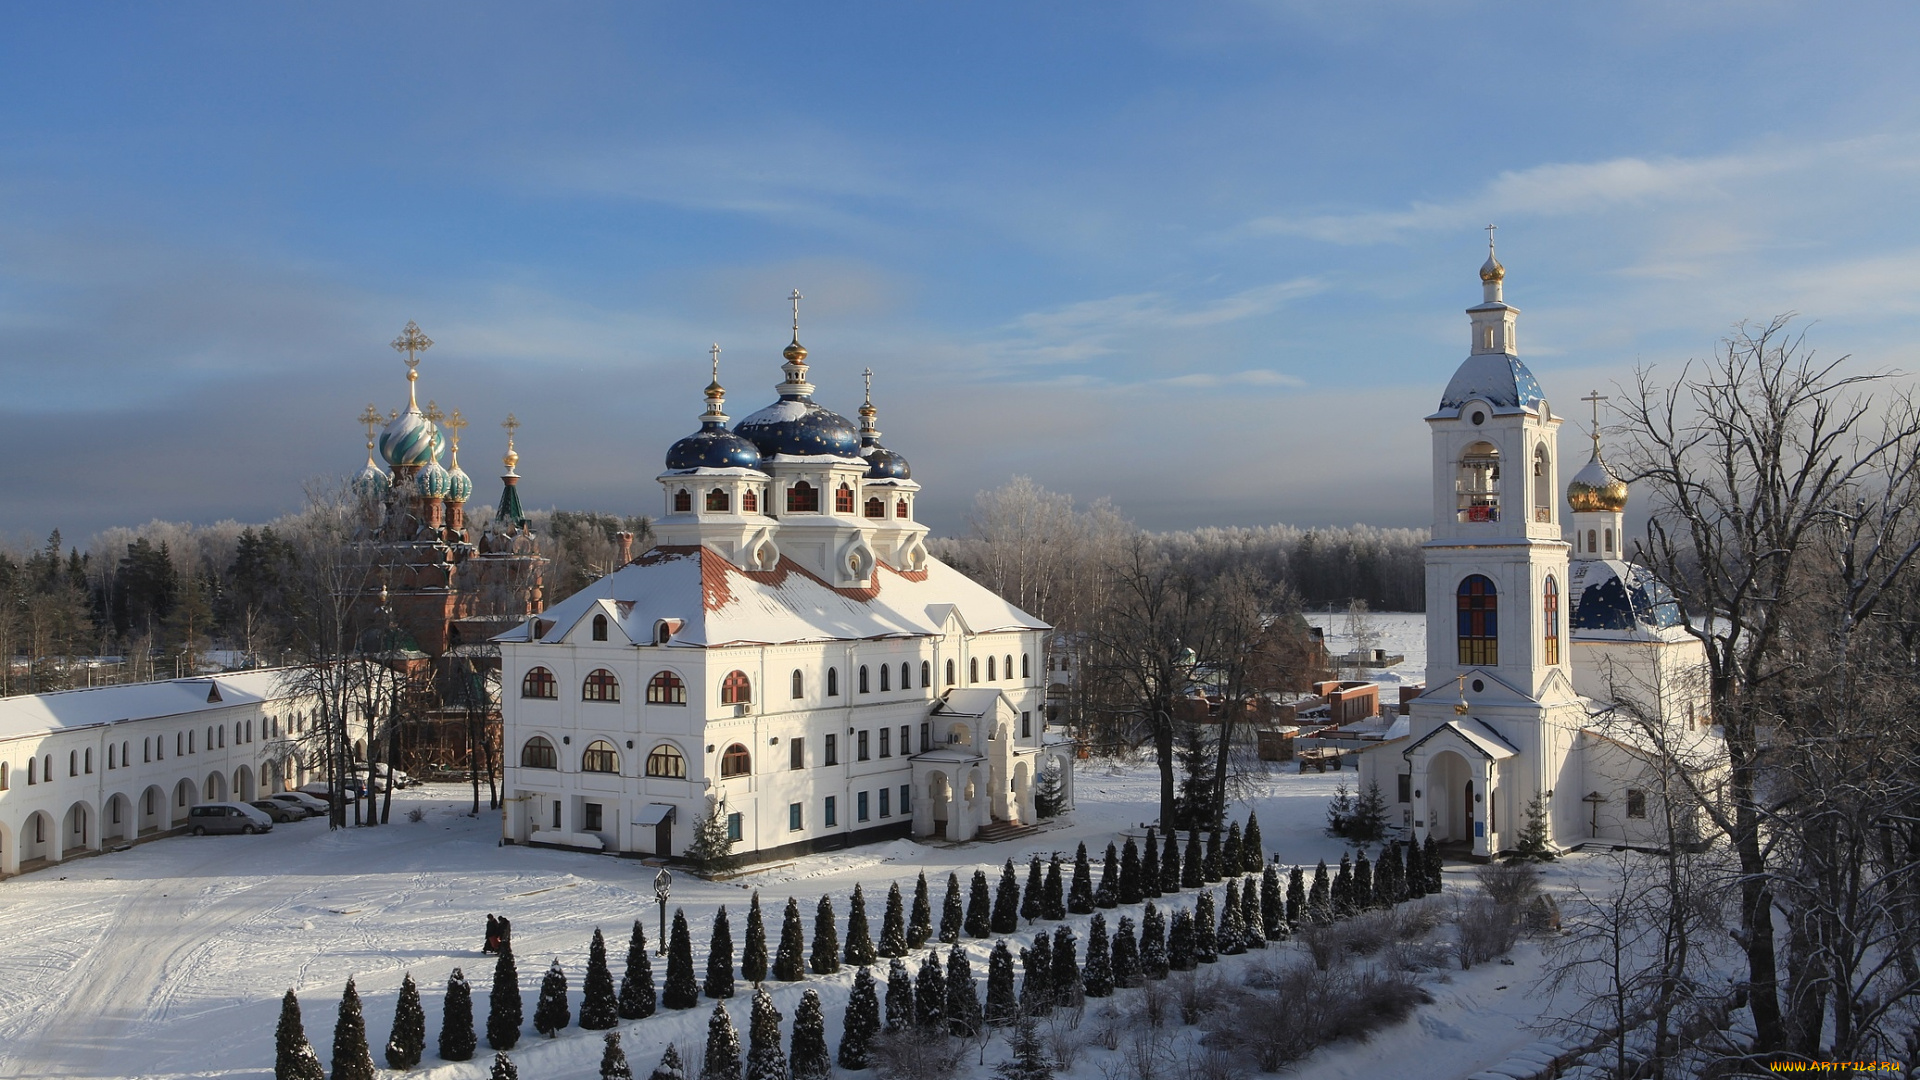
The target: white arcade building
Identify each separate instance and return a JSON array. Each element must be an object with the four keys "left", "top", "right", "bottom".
[
  {"left": 496, "top": 315, "right": 1073, "bottom": 861},
  {"left": 1354, "top": 244, "right": 1718, "bottom": 858}
]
